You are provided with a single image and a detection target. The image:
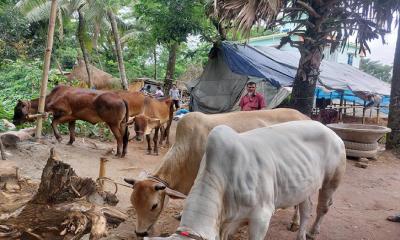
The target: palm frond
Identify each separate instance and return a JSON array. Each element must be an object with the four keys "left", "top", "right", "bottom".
[
  {"left": 120, "top": 29, "right": 145, "bottom": 44},
  {"left": 213, "top": 0, "right": 282, "bottom": 35},
  {"left": 23, "top": 0, "right": 52, "bottom": 22},
  {"left": 15, "top": 0, "right": 47, "bottom": 15}
]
